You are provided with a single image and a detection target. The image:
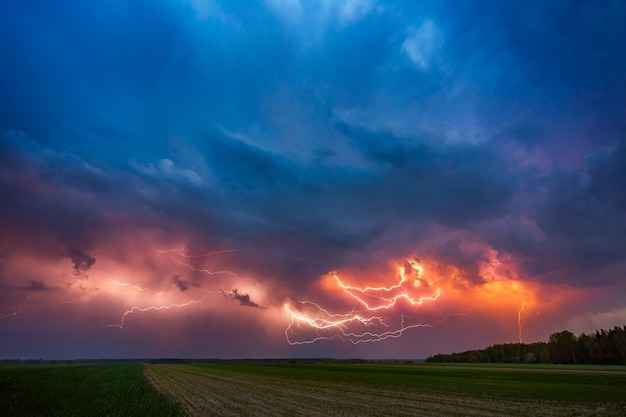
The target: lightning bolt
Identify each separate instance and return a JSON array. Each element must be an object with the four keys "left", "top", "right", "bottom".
[
  {"left": 437, "top": 307, "right": 474, "bottom": 324},
  {"left": 159, "top": 247, "right": 240, "bottom": 279},
  {"left": 103, "top": 247, "right": 247, "bottom": 330},
  {"left": 107, "top": 293, "right": 211, "bottom": 329},
  {"left": 285, "top": 301, "right": 381, "bottom": 331},
  {"left": 284, "top": 261, "right": 443, "bottom": 345},
  {"left": 518, "top": 301, "right": 526, "bottom": 343},
  {"left": 284, "top": 261, "right": 498, "bottom": 345},
  {"left": 284, "top": 301, "right": 431, "bottom": 345},
  {"left": 331, "top": 262, "right": 440, "bottom": 311},
  {"left": 109, "top": 277, "right": 146, "bottom": 291},
  {"left": 171, "top": 259, "right": 240, "bottom": 278}
]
